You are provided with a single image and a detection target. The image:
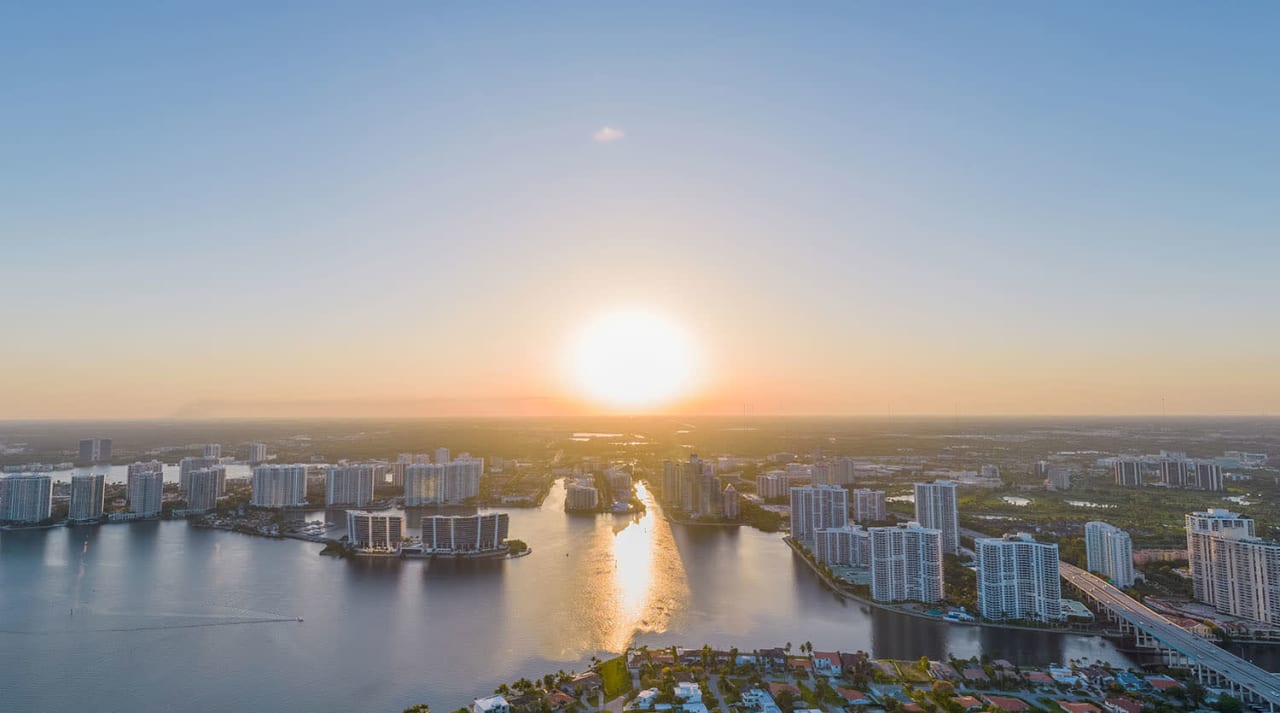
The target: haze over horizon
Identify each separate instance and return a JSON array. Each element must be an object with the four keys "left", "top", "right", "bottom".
[{"left": 4, "top": 2, "right": 1278, "bottom": 420}]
